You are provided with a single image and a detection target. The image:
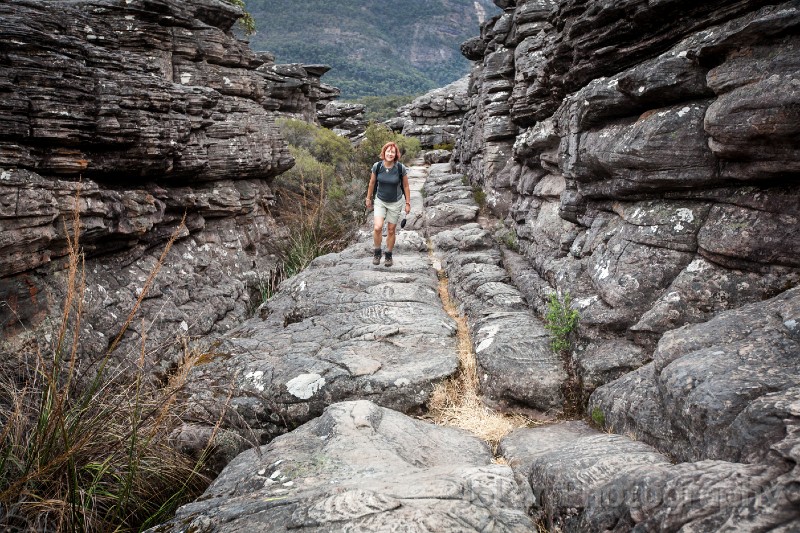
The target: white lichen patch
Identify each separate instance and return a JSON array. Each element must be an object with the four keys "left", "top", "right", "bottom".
[
  {"left": 286, "top": 373, "right": 325, "bottom": 399},
  {"left": 674, "top": 208, "right": 695, "bottom": 223},
  {"left": 785, "top": 319, "right": 797, "bottom": 330},
  {"left": 596, "top": 260, "right": 611, "bottom": 281},
  {"left": 394, "top": 378, "right": 410, "bottom": 387},
  {"left": 676, "top": 106, "right": 692, "bottom": 118},
  {"left": 245, "top": 370, "right": 265, "bottom": 392},
  {"left": 180, "top": 73, "right": 192, "bottom": 84},
  {"left": 686, "top": 259, "right": 709, "bottom": 273},
  {"left": 665, "top": 291, "right": 681, "bottom": 303},
  {"left": 575, "top": 295, "right": 599, "bottom": 309},
  {"left": 476, "top": 324, "right": 500, "bottom": 353}
]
